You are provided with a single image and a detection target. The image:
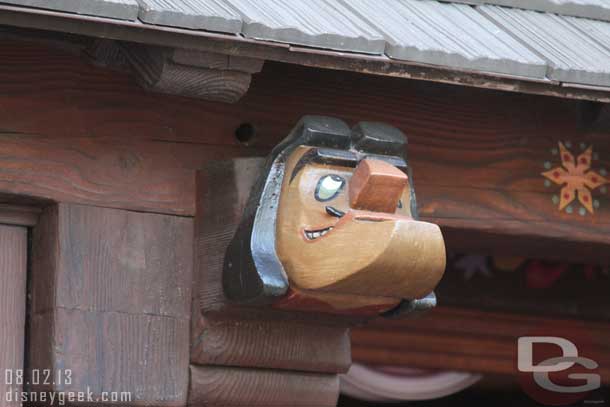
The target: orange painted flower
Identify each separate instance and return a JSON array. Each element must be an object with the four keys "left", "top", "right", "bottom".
[{"left": 542, "top": 142, "right": 608, "bottom": 214}]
